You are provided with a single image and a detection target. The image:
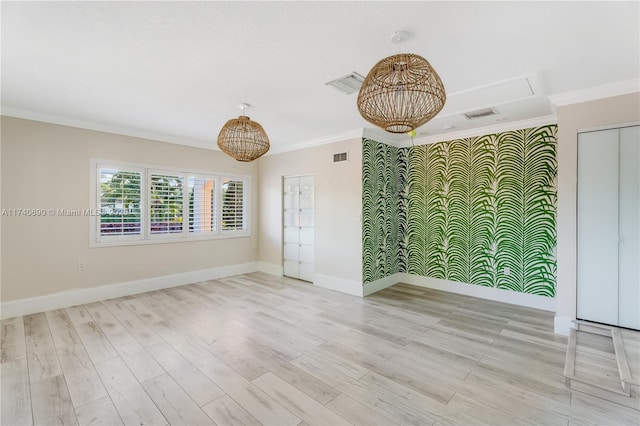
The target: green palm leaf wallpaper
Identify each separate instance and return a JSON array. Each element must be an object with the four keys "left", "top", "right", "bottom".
[
  {"left": 362, "top": 138, "right": 400, "bottom": 283},
  {"left": 362, "top": 125, "right": 558, "bottom": 297}
]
